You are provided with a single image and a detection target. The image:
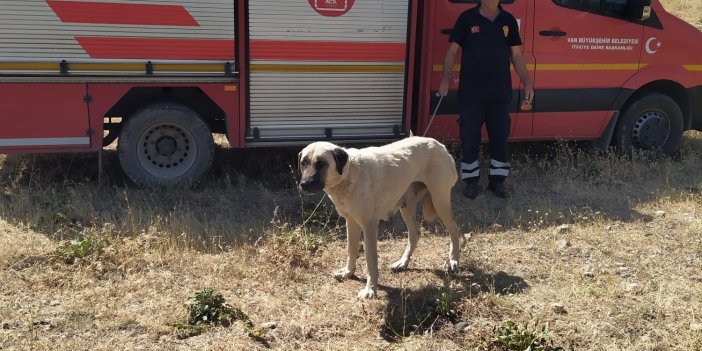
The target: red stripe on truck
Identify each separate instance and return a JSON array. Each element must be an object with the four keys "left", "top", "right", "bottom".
[
  {"left": 47, "top": 1, "right": 199, "bottom": 26},
  {"left": 250, "top": 40, "right": 406, "bottom": 62},
  {"left": 76, "top": 37, "right": 235, "bottom": 60}
]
